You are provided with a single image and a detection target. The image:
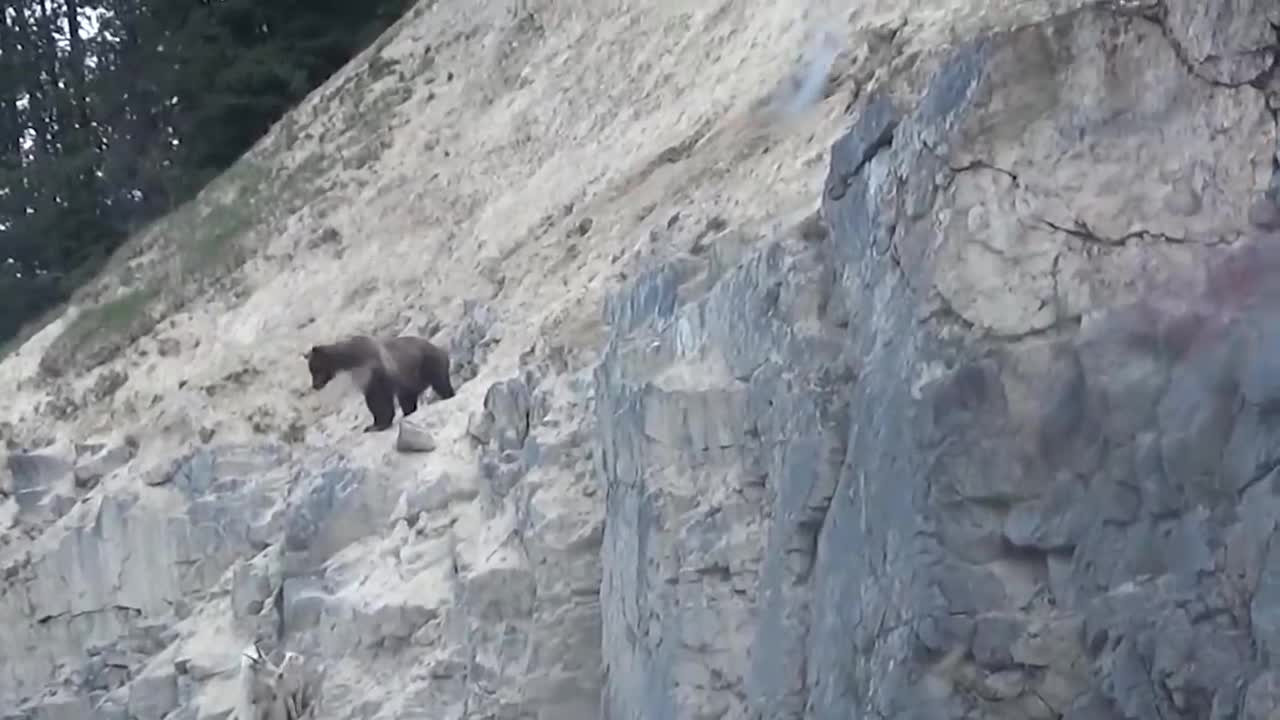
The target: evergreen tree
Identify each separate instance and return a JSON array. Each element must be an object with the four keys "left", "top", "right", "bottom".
[{"left": 0, "top": 0, "right": 414, "bottom": 345}]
